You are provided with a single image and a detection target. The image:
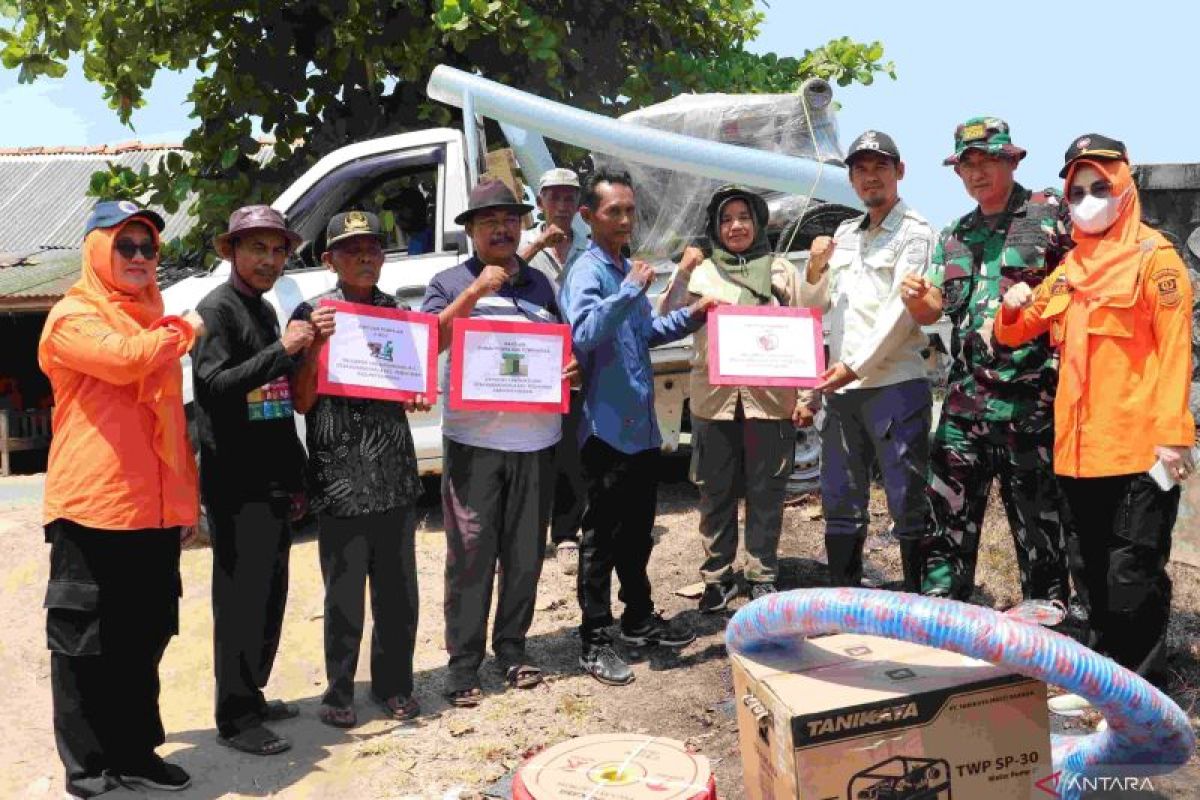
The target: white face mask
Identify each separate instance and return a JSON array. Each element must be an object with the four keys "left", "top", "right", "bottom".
[{"left": 1069, "top": 190, "right": 1125, "bottom": 234}]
